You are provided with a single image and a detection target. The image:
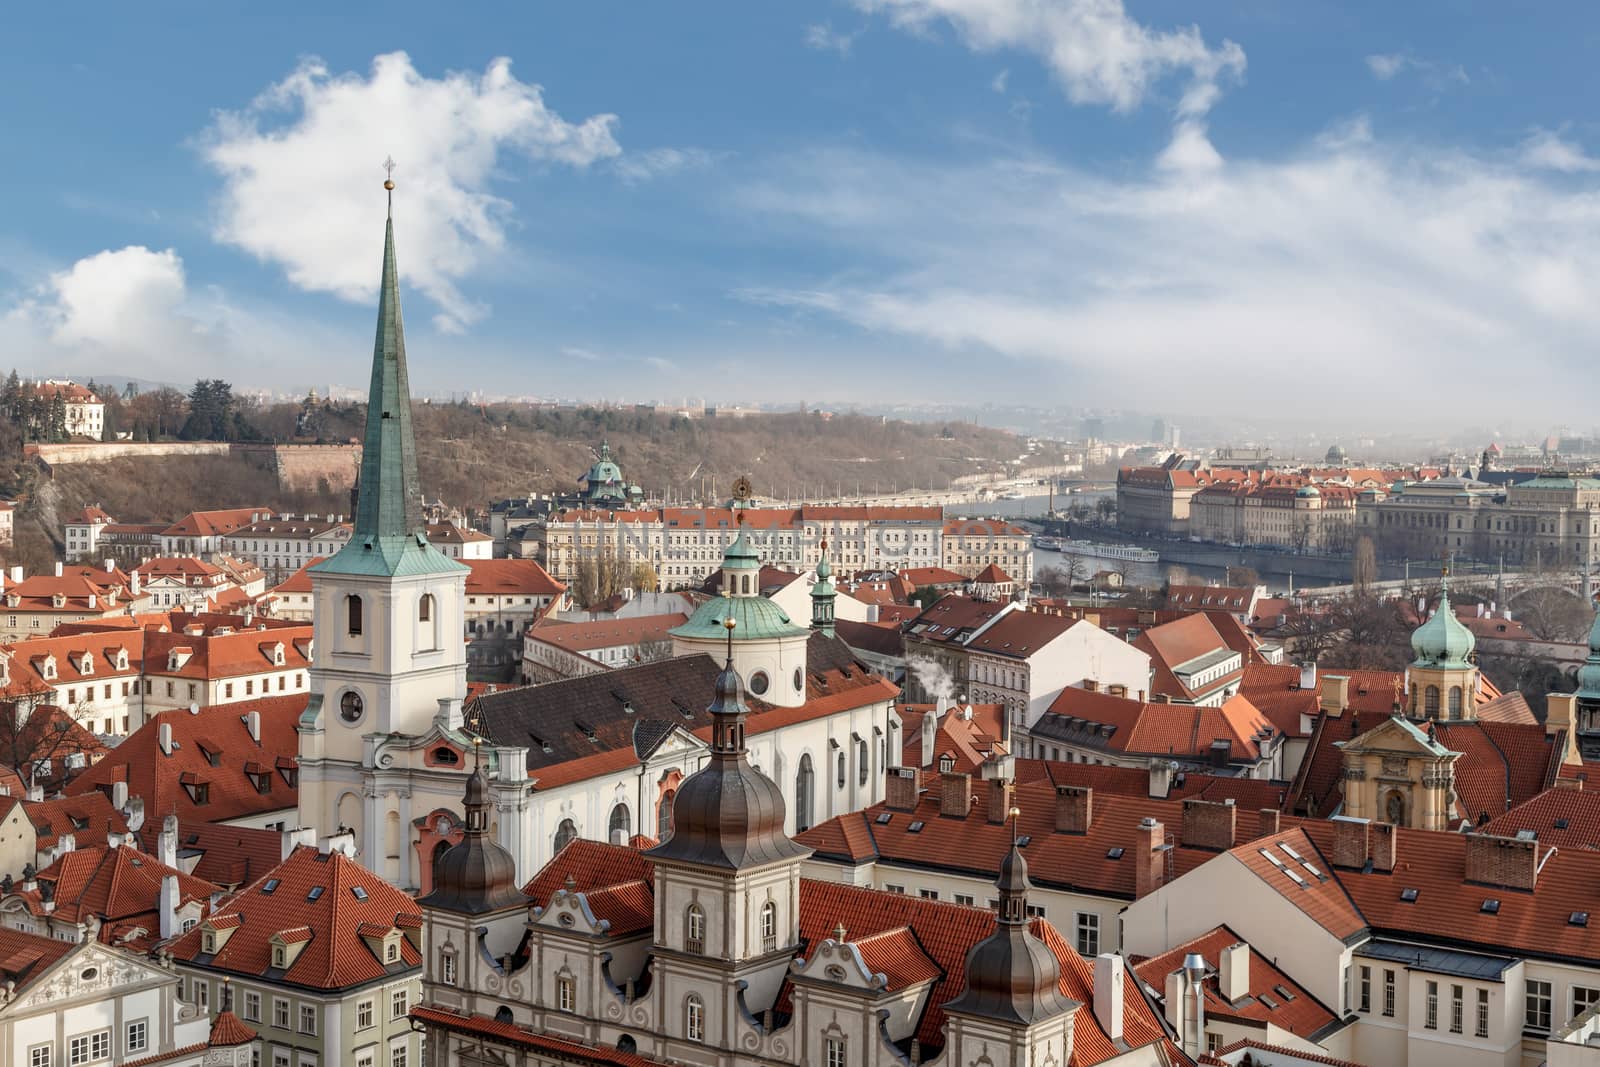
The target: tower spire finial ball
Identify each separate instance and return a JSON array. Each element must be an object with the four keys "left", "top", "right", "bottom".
[{"left": 382, "top": 155, "right": 397, "bottom": 191}]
